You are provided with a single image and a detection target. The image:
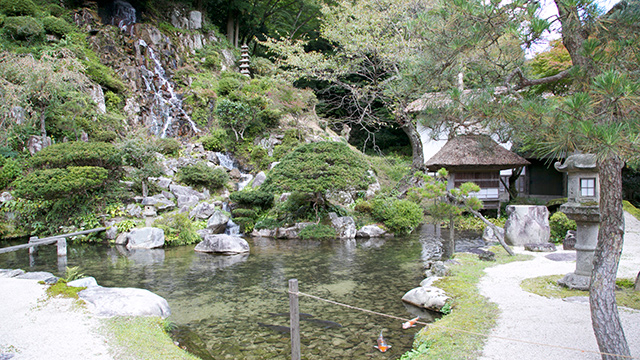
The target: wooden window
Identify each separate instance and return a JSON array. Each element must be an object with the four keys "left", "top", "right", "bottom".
[{"left": 580, "top": 178, "right": 596, "bottom": 197}]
